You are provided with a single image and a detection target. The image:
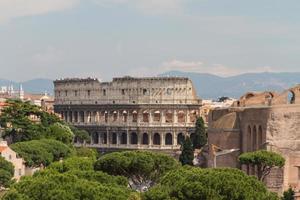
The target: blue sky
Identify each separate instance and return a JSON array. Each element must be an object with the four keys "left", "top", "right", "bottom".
[{"left": 0, "top": 0, "right": 300, "bottom": 81}]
